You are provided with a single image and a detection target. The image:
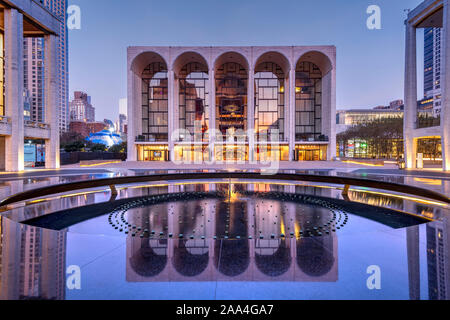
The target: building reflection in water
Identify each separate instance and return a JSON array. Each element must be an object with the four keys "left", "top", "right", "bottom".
[
  {"left": 0, "top": 178, "right": 448, "bottom": 299},
  {"left": 125, "top": 183, "right": 339, "bottom": 282},
  {"left": 0, "top": 217, "right": 66, "bottom": 300}
]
